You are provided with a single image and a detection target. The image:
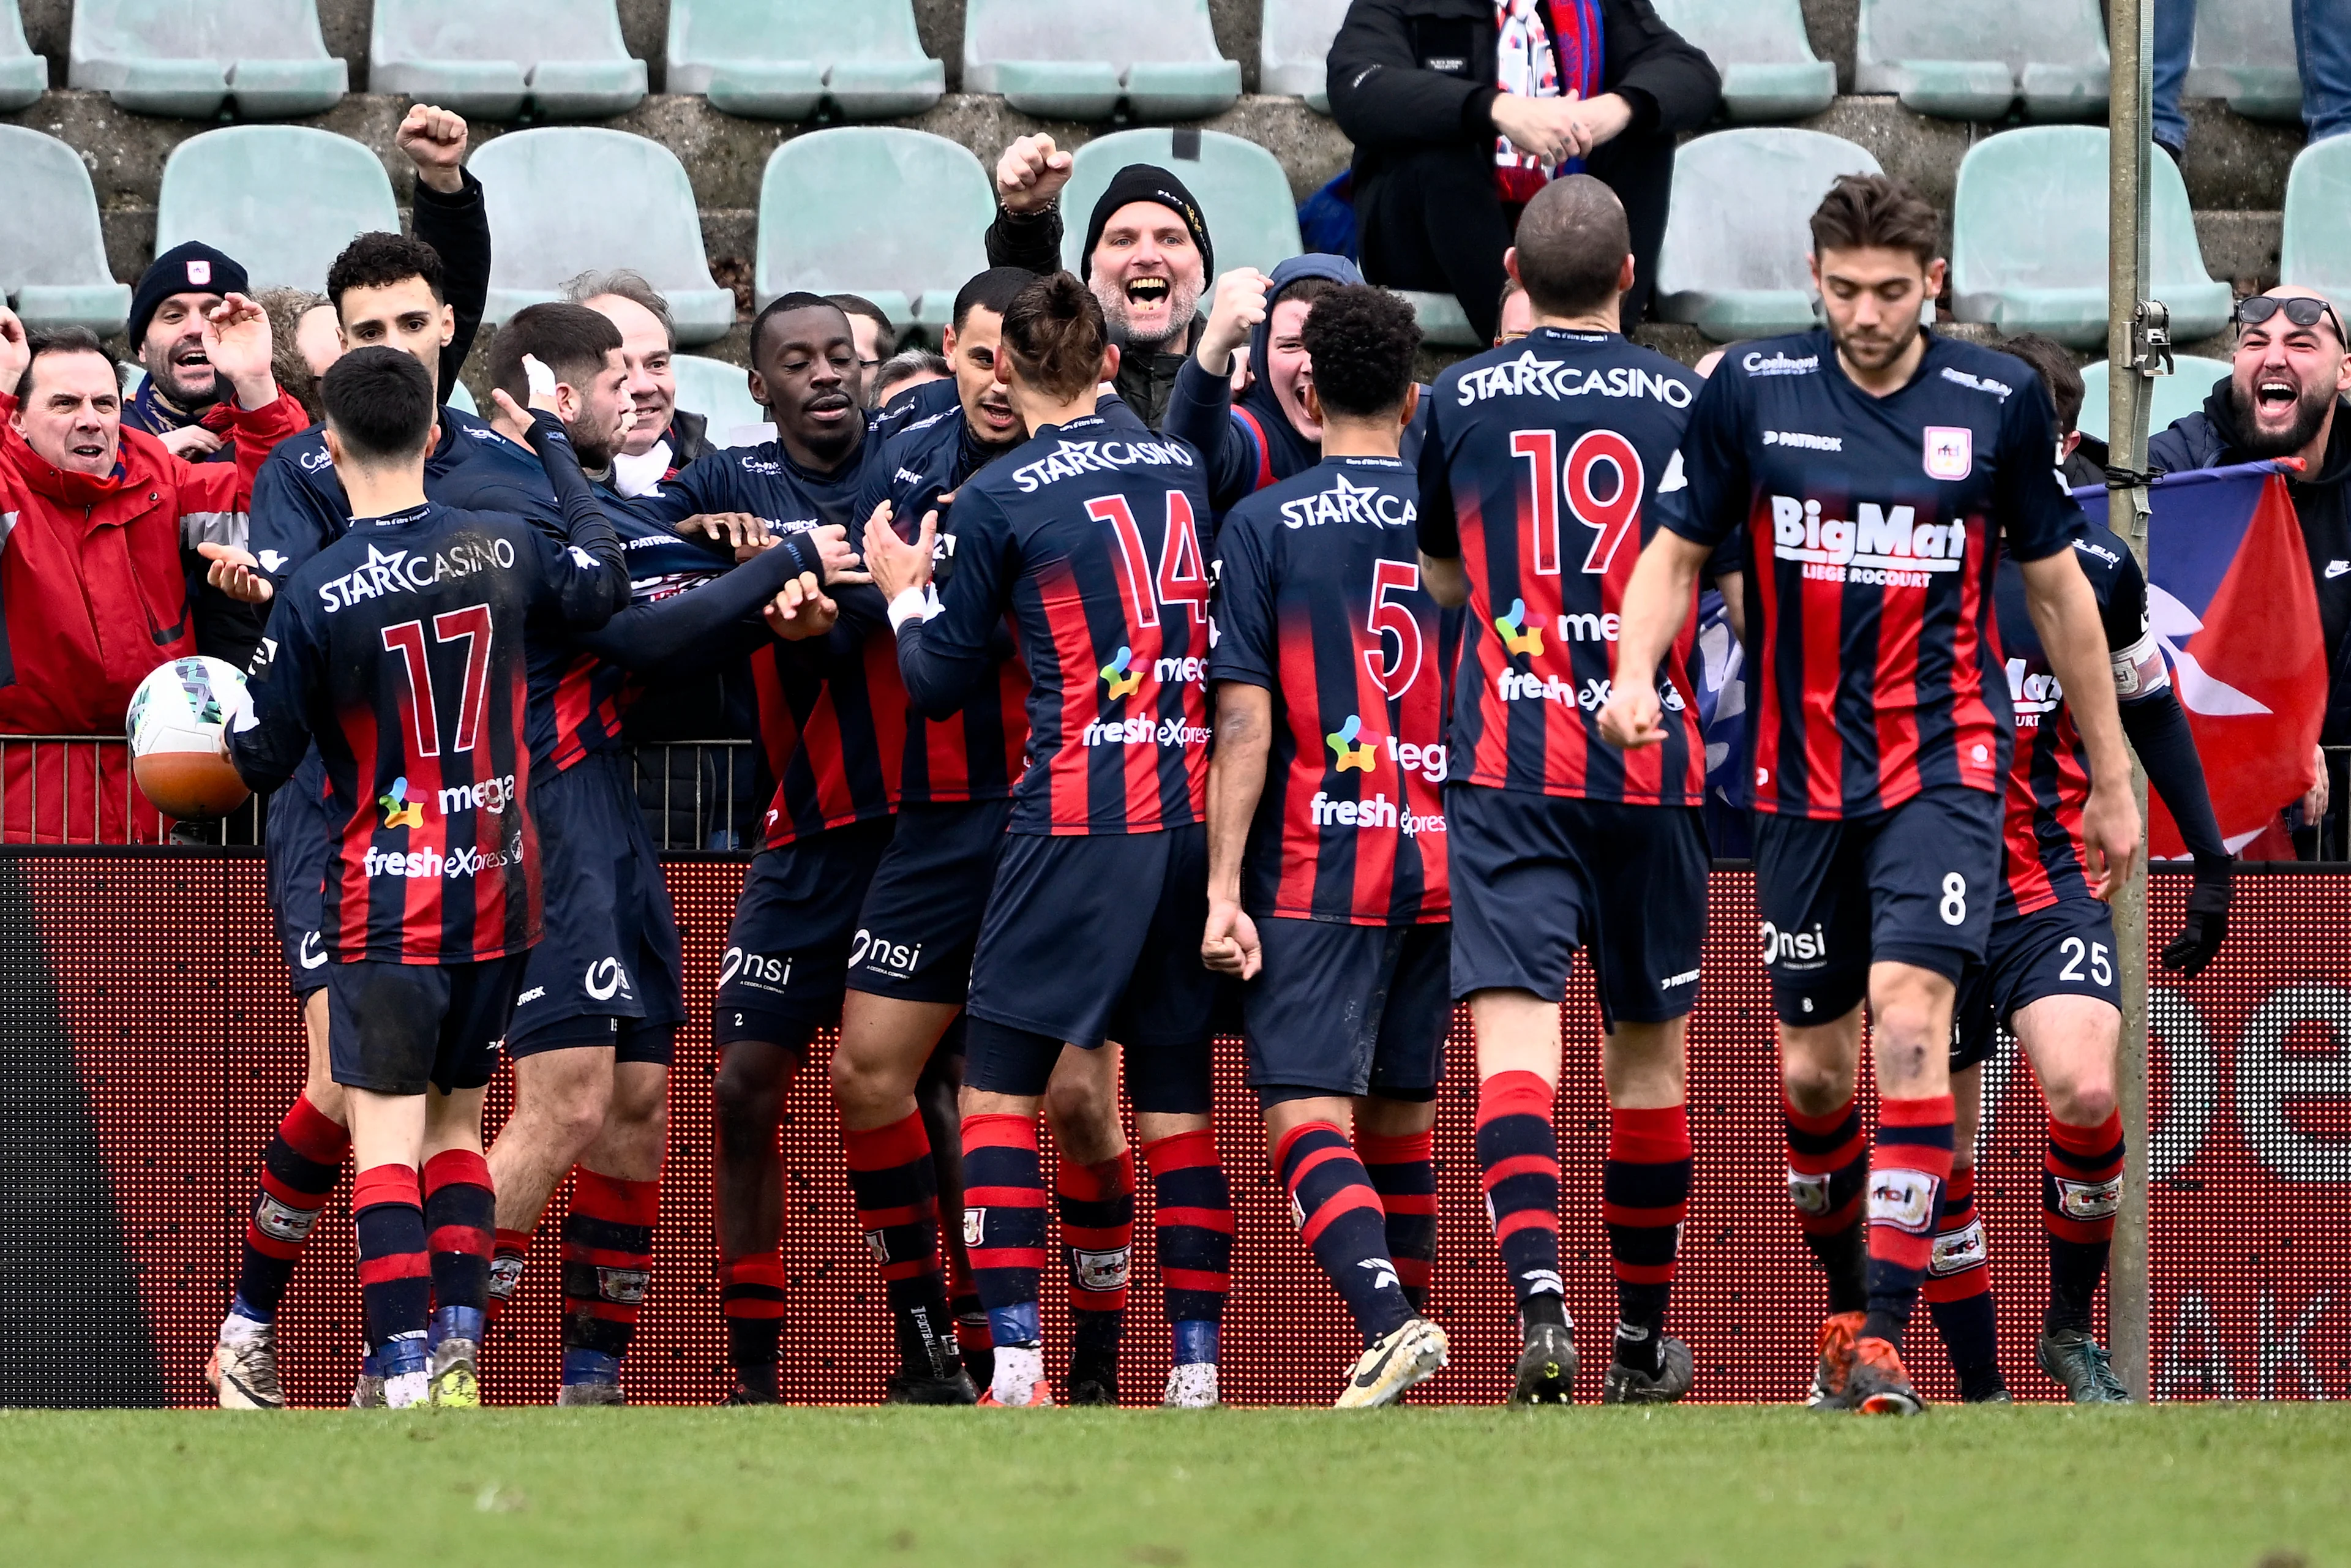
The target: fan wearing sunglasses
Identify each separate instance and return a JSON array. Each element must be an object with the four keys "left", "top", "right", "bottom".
[{"left": 2150, "top": 286, "right": 2351, "bottom": 856}]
